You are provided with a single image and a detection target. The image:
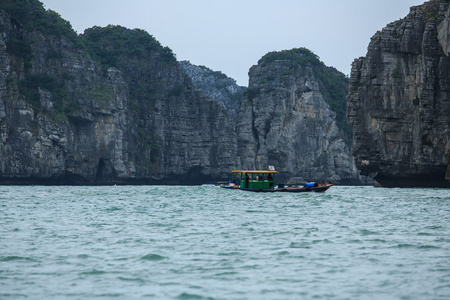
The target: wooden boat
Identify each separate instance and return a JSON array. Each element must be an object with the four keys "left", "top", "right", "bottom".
[{"left": 220, "top": 170, "right": 333, "bottom": 193}]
